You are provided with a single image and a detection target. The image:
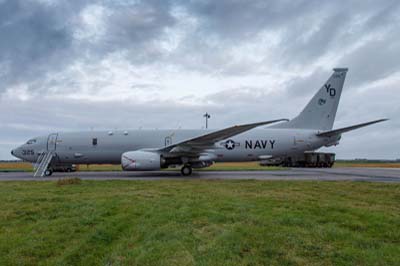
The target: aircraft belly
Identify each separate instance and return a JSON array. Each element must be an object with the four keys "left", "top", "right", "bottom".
[{"left": 55, "top": 150, "right": 120, "bottom": 164}]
